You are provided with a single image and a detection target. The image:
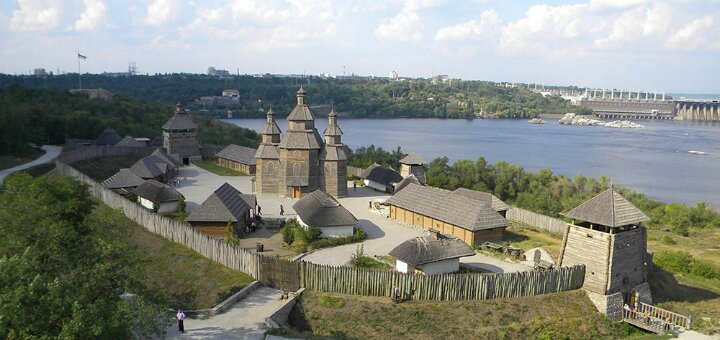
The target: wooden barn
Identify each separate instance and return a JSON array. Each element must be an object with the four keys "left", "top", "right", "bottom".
[
  {"left": 216, "top": 144, "right": 257, "bottom": 174},
  {"left": 385, "top": 183, "right": 509, "bottom": 246},
  {"left": 292, "top": 190, "right": 357, "bottom": 237},
  {"left": 389, "top": 233, "right": 475, "bottom": 275},
  {"left": 558, "top": 188, "right": 650, "bottom": 296},
  {"left": 186, "top": 183, "right": 254, "bottom": 238},
  {"left": 452, "top": 187, "right": 510, "bottom": 217},
  {"left": 133, "top": 179, "right": 184, "bottom": 213}
]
